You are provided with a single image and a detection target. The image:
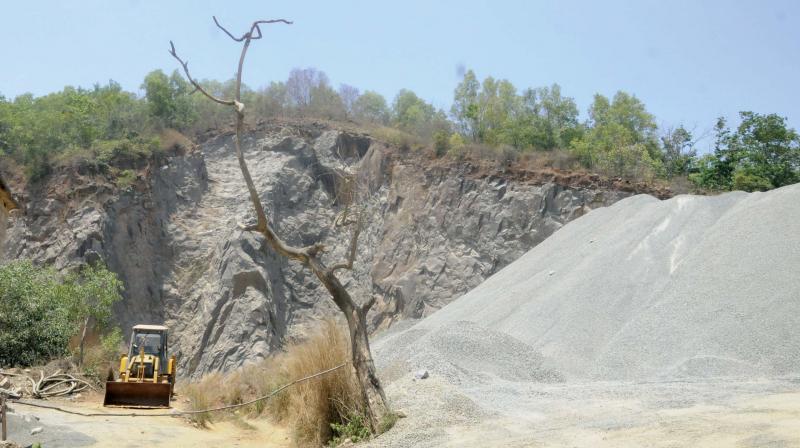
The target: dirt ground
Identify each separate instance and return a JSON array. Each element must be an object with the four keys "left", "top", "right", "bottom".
[
  {"left": 366, "top": 378, "right": 800, "bottom": 447},
  {"left": 6, "top": 379, "right": 800, "bottom": 447},
  {"left": 5, "top": 391, "right": 291, "bottom": 448},
  {"left": 442, "top": 390, "right": 800, "bottom": 447}
]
